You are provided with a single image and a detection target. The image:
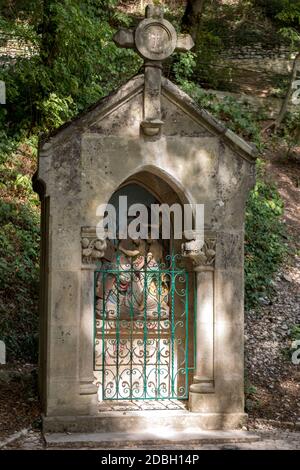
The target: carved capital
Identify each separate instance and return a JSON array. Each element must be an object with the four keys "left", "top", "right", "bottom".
[
  {"left": 81, "top": 227, "right": 107, "bottom": 264},
  {"left": 182, "top": 237, "right": 216, "bottom": 268}
]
